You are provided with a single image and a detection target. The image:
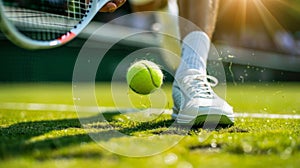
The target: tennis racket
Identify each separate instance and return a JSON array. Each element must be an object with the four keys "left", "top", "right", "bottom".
[{"left": 0, "top": 0, "right": 110, "bottom": 49}]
